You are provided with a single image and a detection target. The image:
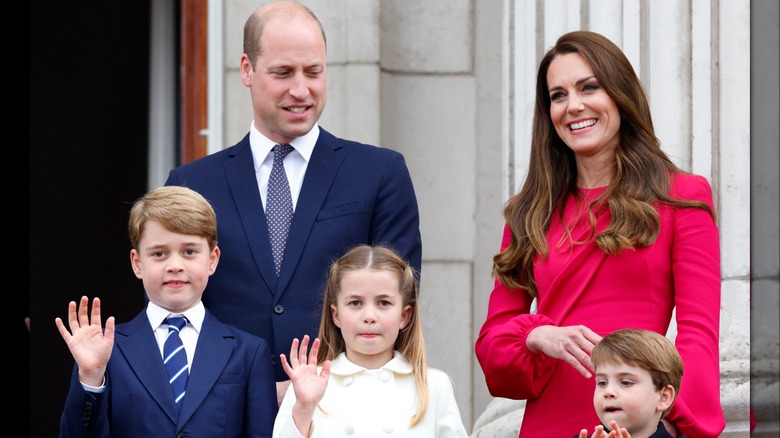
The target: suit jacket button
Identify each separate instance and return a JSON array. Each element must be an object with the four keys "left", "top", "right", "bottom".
[{"left": 273, "top": 304, "right": 284, "bottom": 314}]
